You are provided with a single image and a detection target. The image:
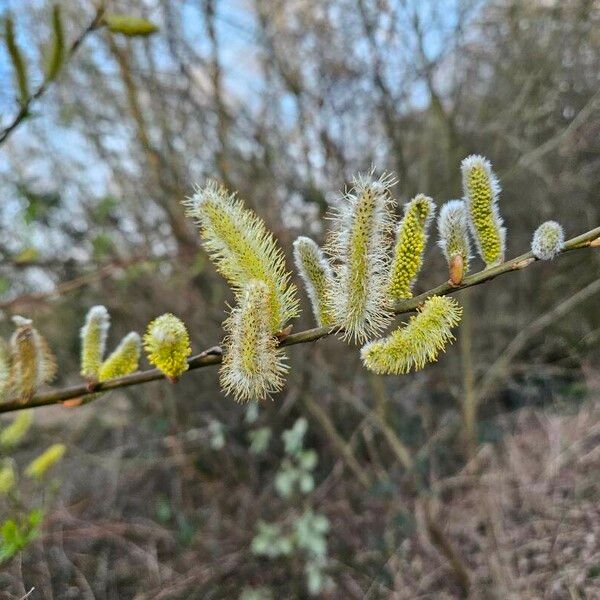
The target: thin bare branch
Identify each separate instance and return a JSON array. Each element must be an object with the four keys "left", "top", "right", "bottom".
[
  {"left": 0, "top": 5, "right": 106, "bottom": 147},
  {"left": 0, "top": 225, "right": 597, "bottom": 414}
]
